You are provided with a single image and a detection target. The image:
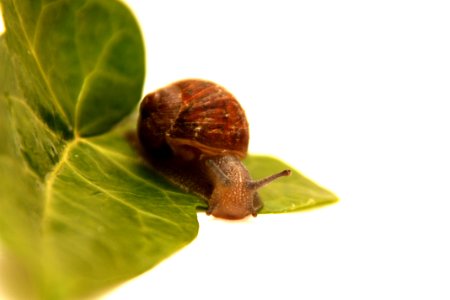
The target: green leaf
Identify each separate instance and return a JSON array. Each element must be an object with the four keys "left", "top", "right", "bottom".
[
  {"left": 0, "top": 111, "right": 201, "bottom": 299},
  {"left": 1, "top": 0, "right": 145, "bottom": 137},
  {"left": 39, "top": 132, "right": 201, "bottom": 299},
  {"left": 0, "top": 0, "right": 337, "bottom": 299},
  {"left": 244, "top": 156, "right": 338, "bottom": 213},
  {"left": 0, "top": 0, "right": 201, "bottom": 298}
]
